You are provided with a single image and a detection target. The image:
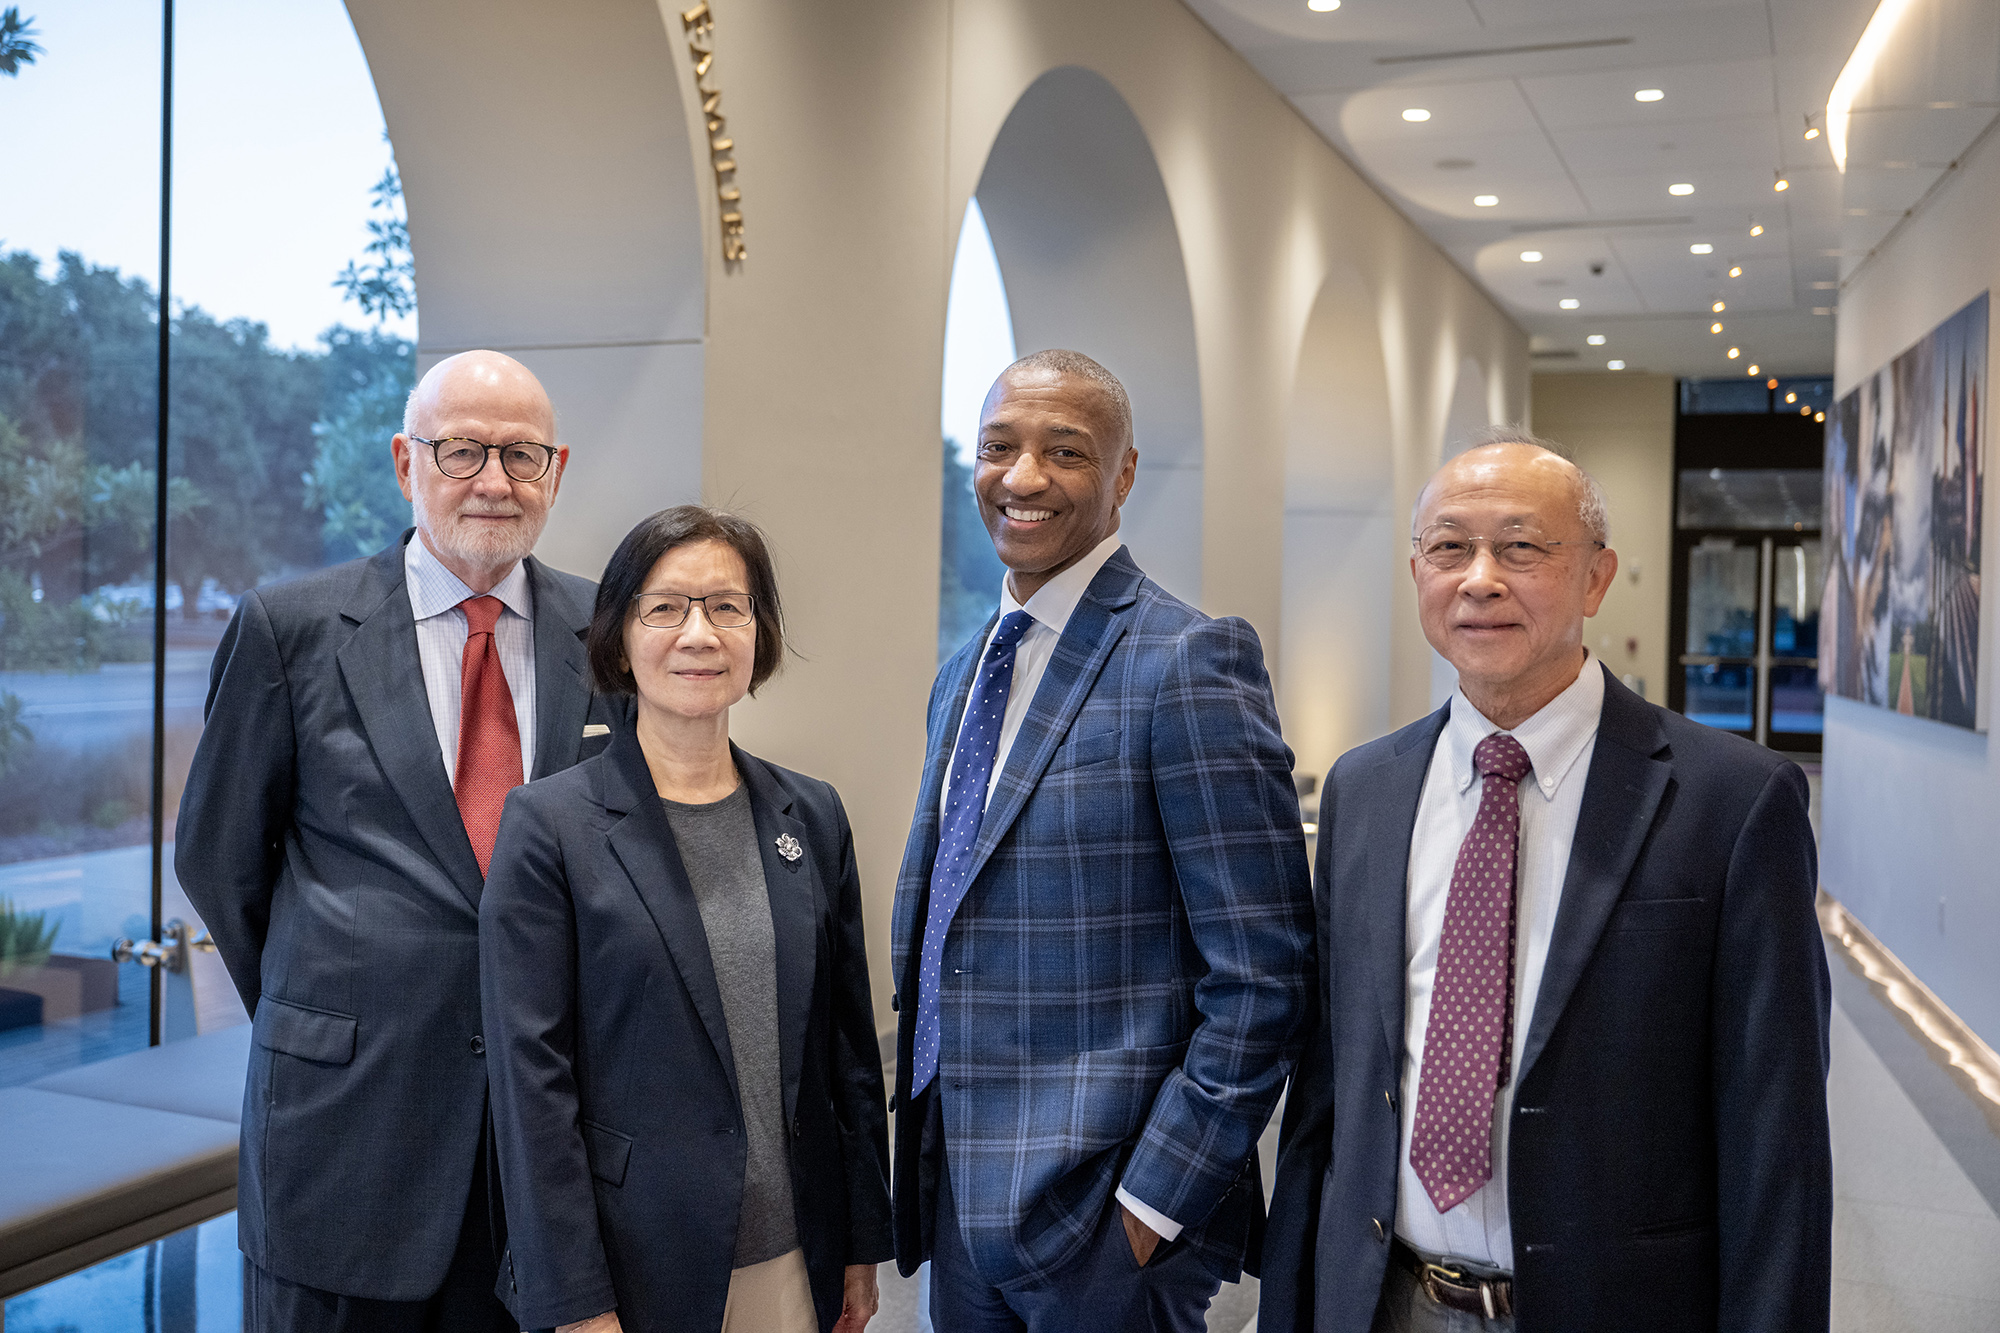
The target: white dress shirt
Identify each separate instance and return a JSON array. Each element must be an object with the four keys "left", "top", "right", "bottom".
[
  {"left": 405, "top": 535, "right": 538, "bottom": 784},
  {"left": 937, "top": 534, "right": 1184, "bottom": 1240},
  {"left": 1394, "top": 656, "right": 1604, "bottom": 1269}
]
